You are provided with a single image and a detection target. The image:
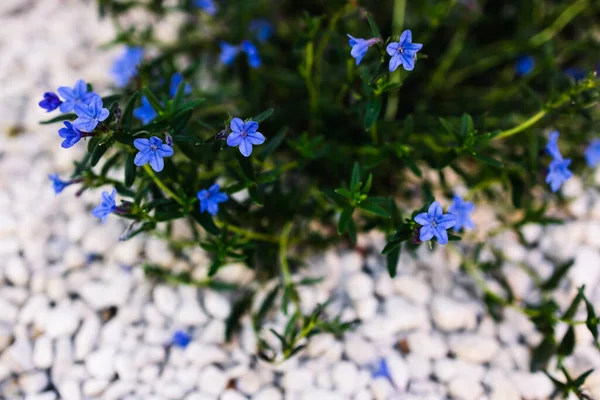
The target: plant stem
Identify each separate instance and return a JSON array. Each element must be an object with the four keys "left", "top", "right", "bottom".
[
  {"left": 216, "top": 221, "right": 282, "bottom": 244},
  {"left": 142, "top": 164, "right": 186, "bottom": 206},
  {"left": 279, "top": 222, "right": 294, "bottom": 285},
  {"left": 493, "top": 110, "right": 547, "bottom": 140},
  {"left": 384, "top": 0, "right": 406, "bottom": 120}
]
